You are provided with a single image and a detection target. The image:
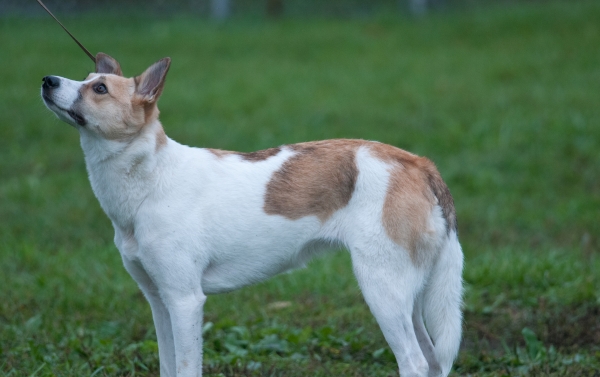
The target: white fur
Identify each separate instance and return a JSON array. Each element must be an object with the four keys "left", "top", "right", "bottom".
[{"left": 41, "top": 71, "right": 464, "bottom": 377}]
